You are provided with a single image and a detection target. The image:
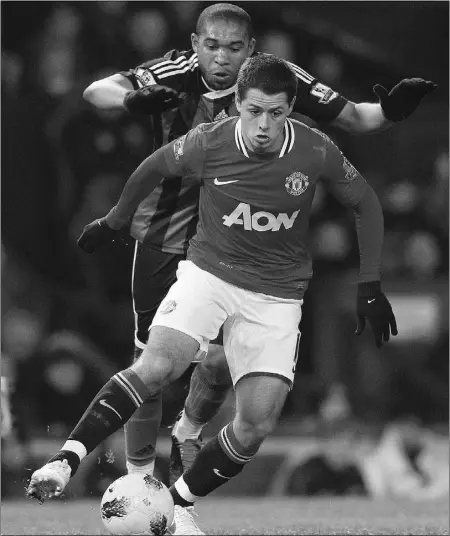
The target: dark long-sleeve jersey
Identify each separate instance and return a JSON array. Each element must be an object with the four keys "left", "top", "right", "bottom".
[
  {"left": 109, "top": 117, "right": 383, "bottom": 300},
  {"left": 120, "top": 49, "right": 348, "bottom": 253}
]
